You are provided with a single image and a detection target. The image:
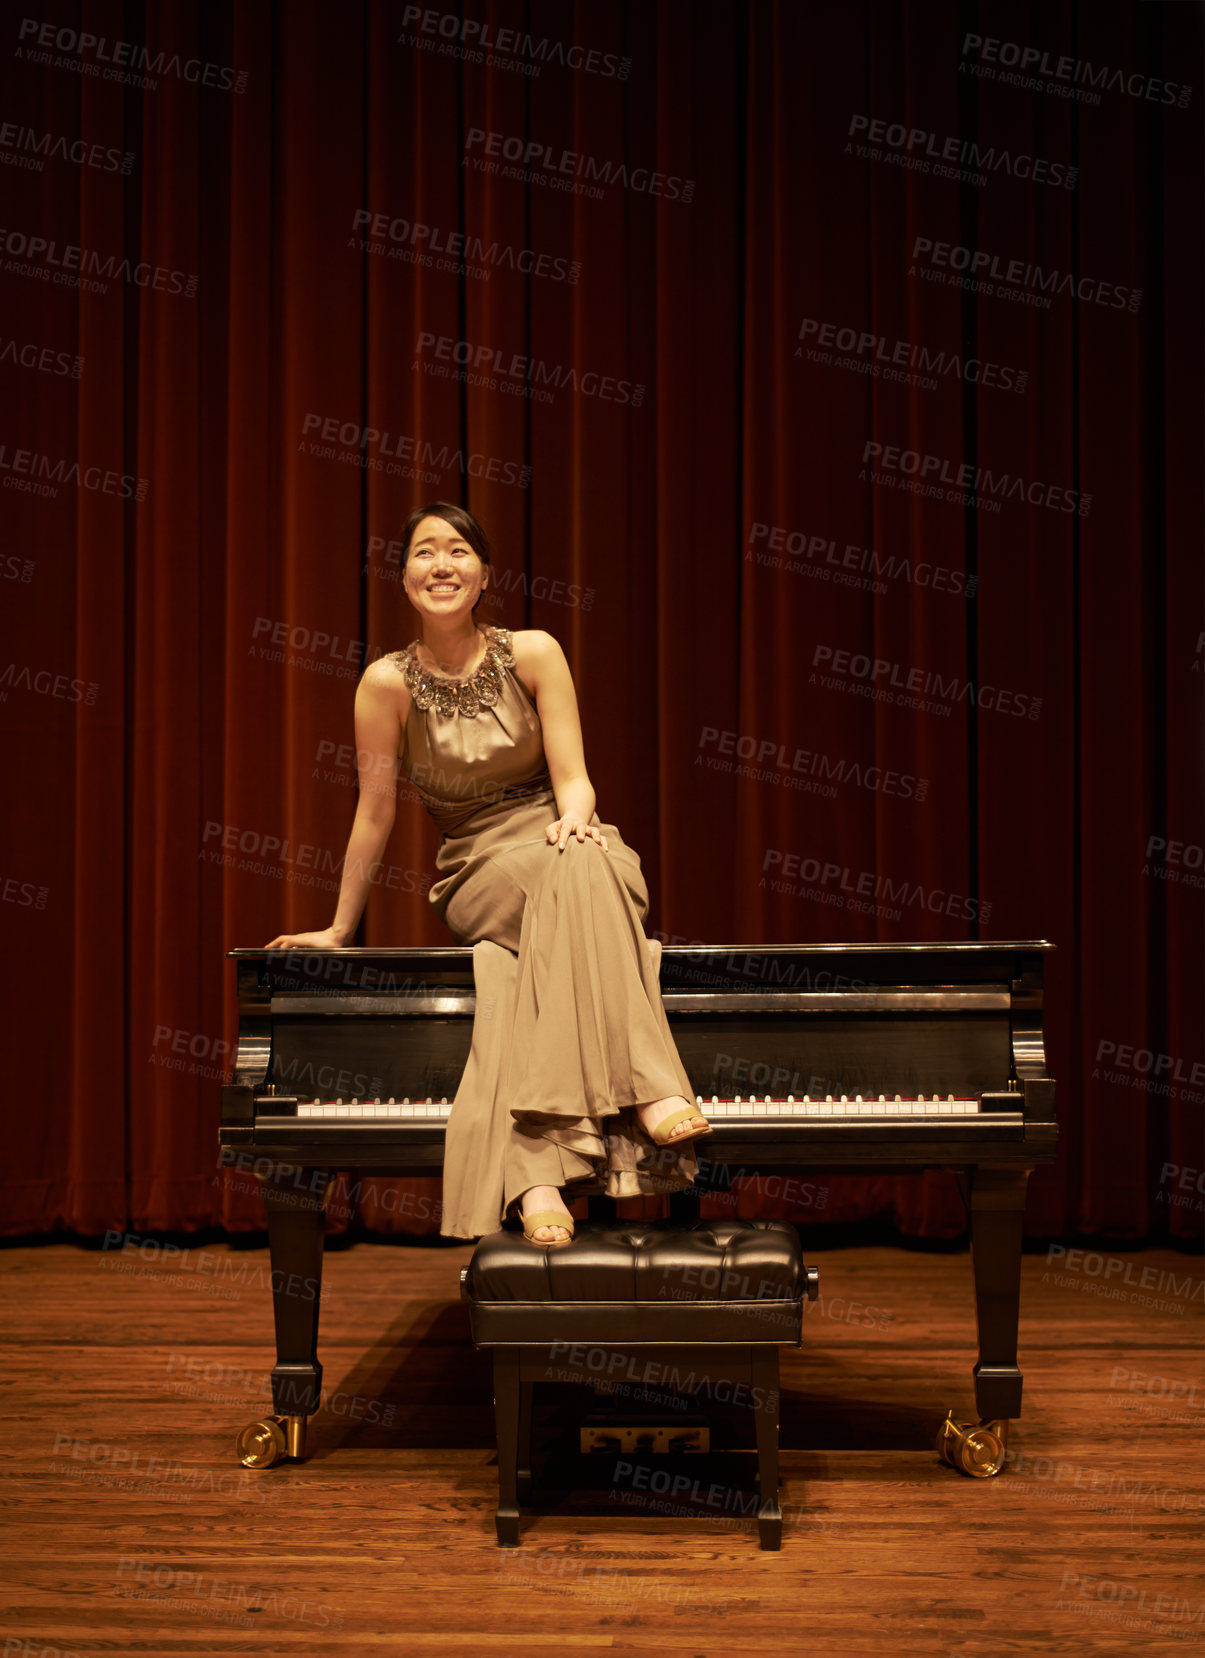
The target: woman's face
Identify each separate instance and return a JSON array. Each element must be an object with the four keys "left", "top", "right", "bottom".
[{"left": 403, "top": 515, "right": 488, "bottom": 623}]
